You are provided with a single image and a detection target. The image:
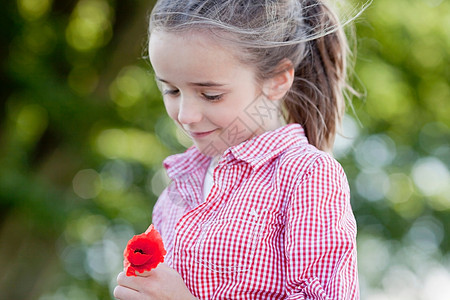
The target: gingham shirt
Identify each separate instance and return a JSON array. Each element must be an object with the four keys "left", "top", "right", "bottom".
[{"left": 152, "top": 124, "right": 359, "bottom": 299}]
